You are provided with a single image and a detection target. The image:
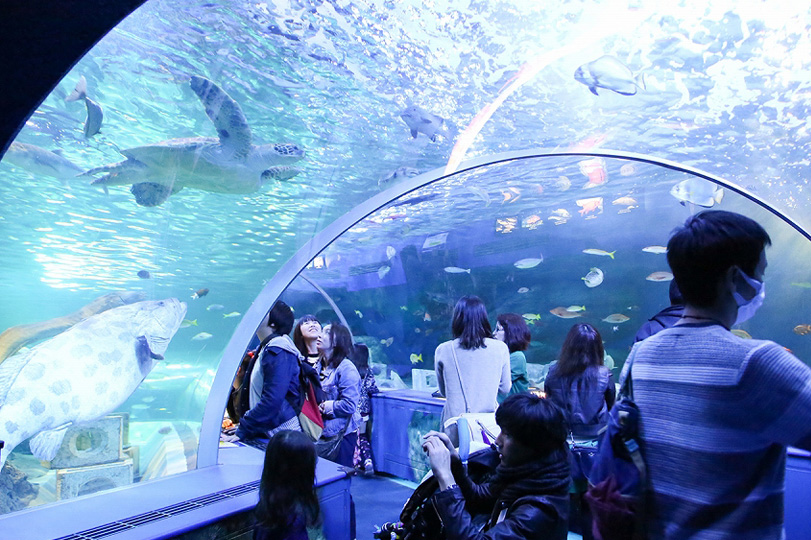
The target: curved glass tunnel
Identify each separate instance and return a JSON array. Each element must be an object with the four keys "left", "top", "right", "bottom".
[{"left": 1, "top": 0, "right": 811, "bottom": 522}]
